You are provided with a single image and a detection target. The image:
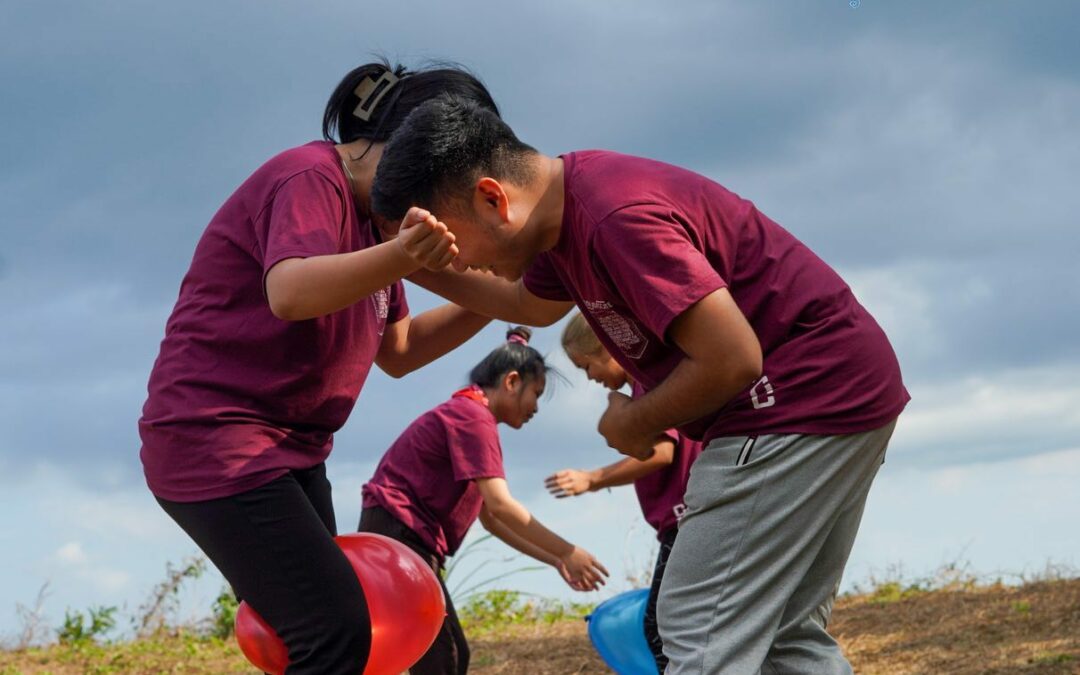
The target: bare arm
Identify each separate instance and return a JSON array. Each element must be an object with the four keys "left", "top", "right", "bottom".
[
  {"left": 599, "top": 288, "right": 763, "bottom": 459},
  {"left": 265, "top": 207, "right": 457, "bottom": 321},
  {"left": 408, "top": 268, "right": 573, "bottom": 326},
  {"left": 475, "top": 477, "right": 608, "bottom": 589},
  {"left": 375, "top": 304, "right": 492, "bottom": 378},
  {"left": 545, "top": 438, "right": 675, "bottom": 498},
  {"left": 478, "top": 506, "right": 559, "bottom": 567}
]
